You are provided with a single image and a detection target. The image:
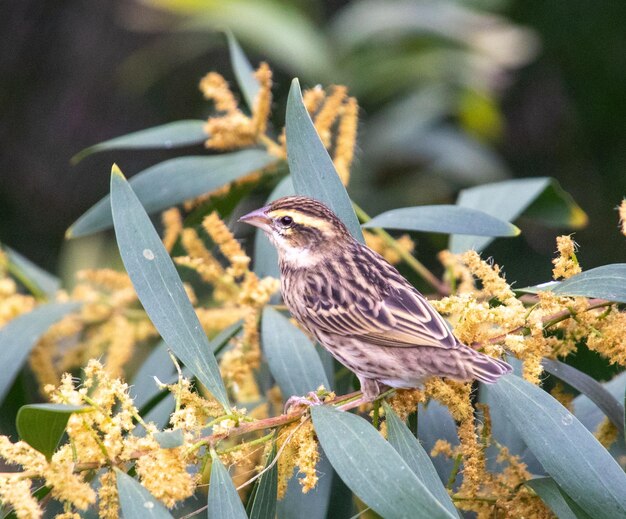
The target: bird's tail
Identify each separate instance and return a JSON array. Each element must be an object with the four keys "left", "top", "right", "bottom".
[{"left": 465, "top": 348, "right": 512, "bottom": 384}]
